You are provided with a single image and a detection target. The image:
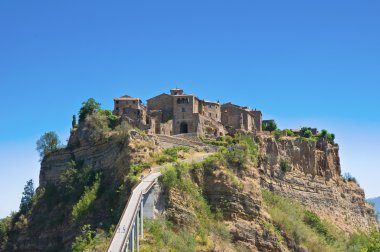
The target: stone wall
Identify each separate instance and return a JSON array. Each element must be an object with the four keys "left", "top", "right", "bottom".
[
  {"left": 147, "top": 93, "right": 173, "bottom": 122},
  {"left": 221, "top": 103, "right": 243, "bottom": 130}
]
